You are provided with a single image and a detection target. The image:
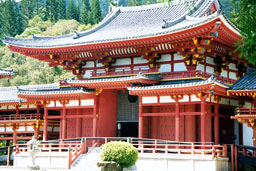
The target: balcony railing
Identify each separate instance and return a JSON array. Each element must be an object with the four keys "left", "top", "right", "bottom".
[
  {"left": 236, "top": 108, "right": 256, "bottom": 115},
  {"left": 0, "top": 114, "right": 43, "bottom": 121},
  {"left": 91, "top": 69, "right": 236, "bottom": 84},
  {"left": 91, "top": 67, "right": 159, "bottom": 77}
]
